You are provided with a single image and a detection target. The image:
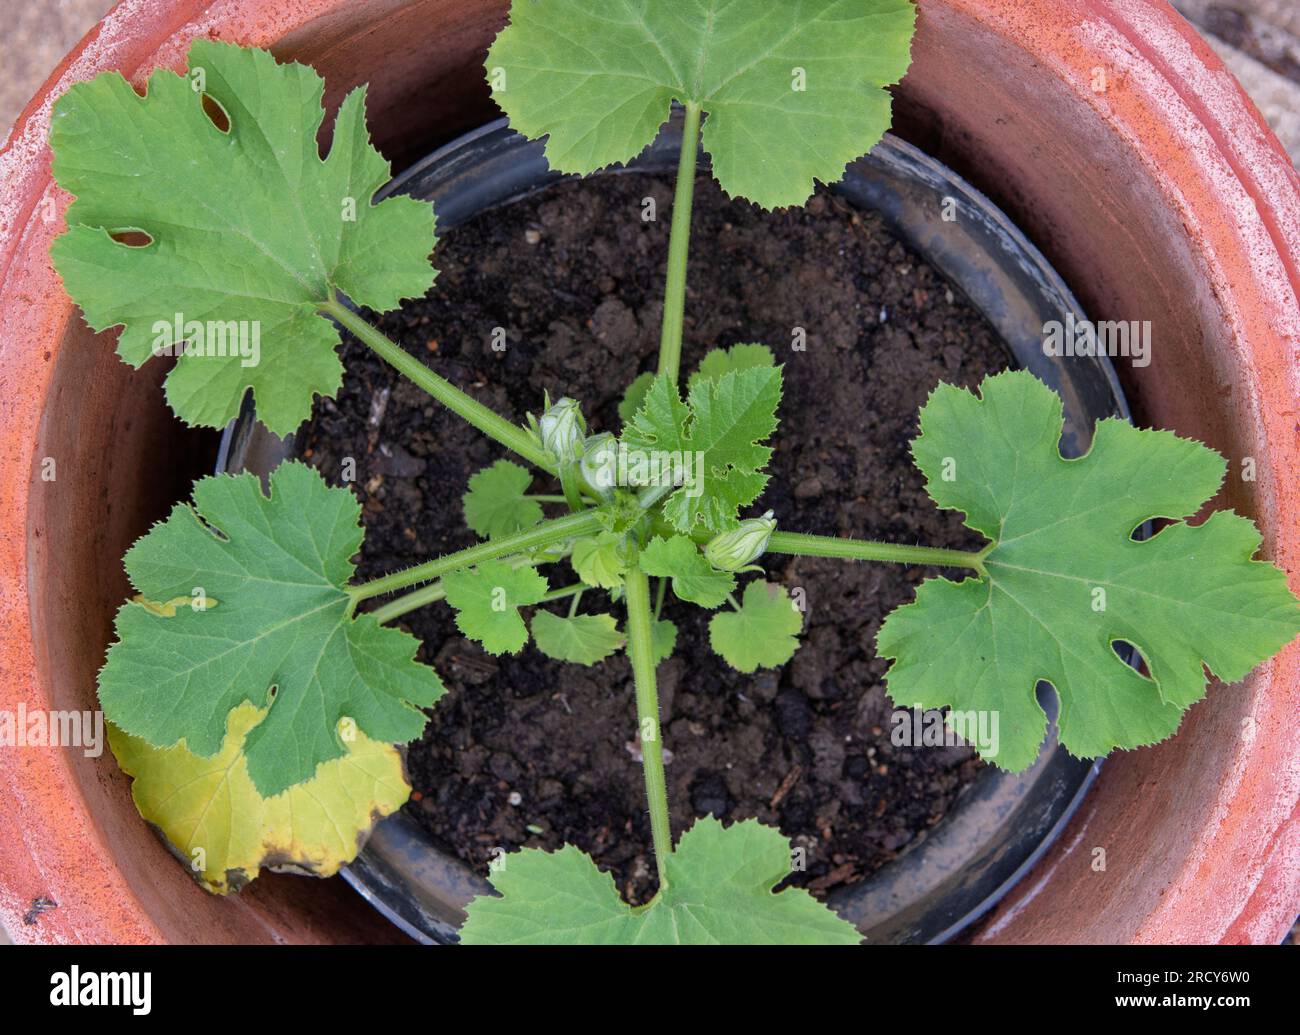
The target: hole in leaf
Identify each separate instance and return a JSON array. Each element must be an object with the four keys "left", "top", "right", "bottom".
[
  {"left": 1111, "top": 639, "right": 1151, "bottom": 679},
  {"left": 1130, "top": 516, "right": 1162, "bottom": 542},
  {"left": 201, "top": 93, "right": 231, "bottom": 133},
  {"left": 108, "top": 229, "right": 153, "bottom": 248}
]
